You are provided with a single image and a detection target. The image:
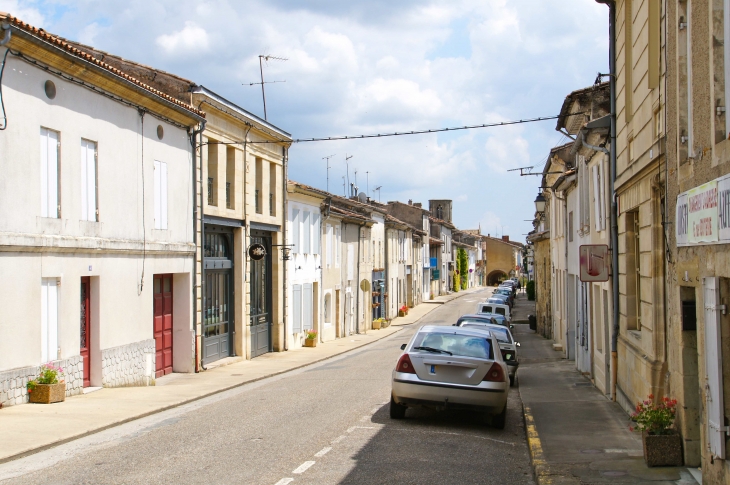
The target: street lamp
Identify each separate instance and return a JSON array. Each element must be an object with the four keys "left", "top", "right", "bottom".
[{"left": 534, "top": 192, "right": 546, "bottom": 220}]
